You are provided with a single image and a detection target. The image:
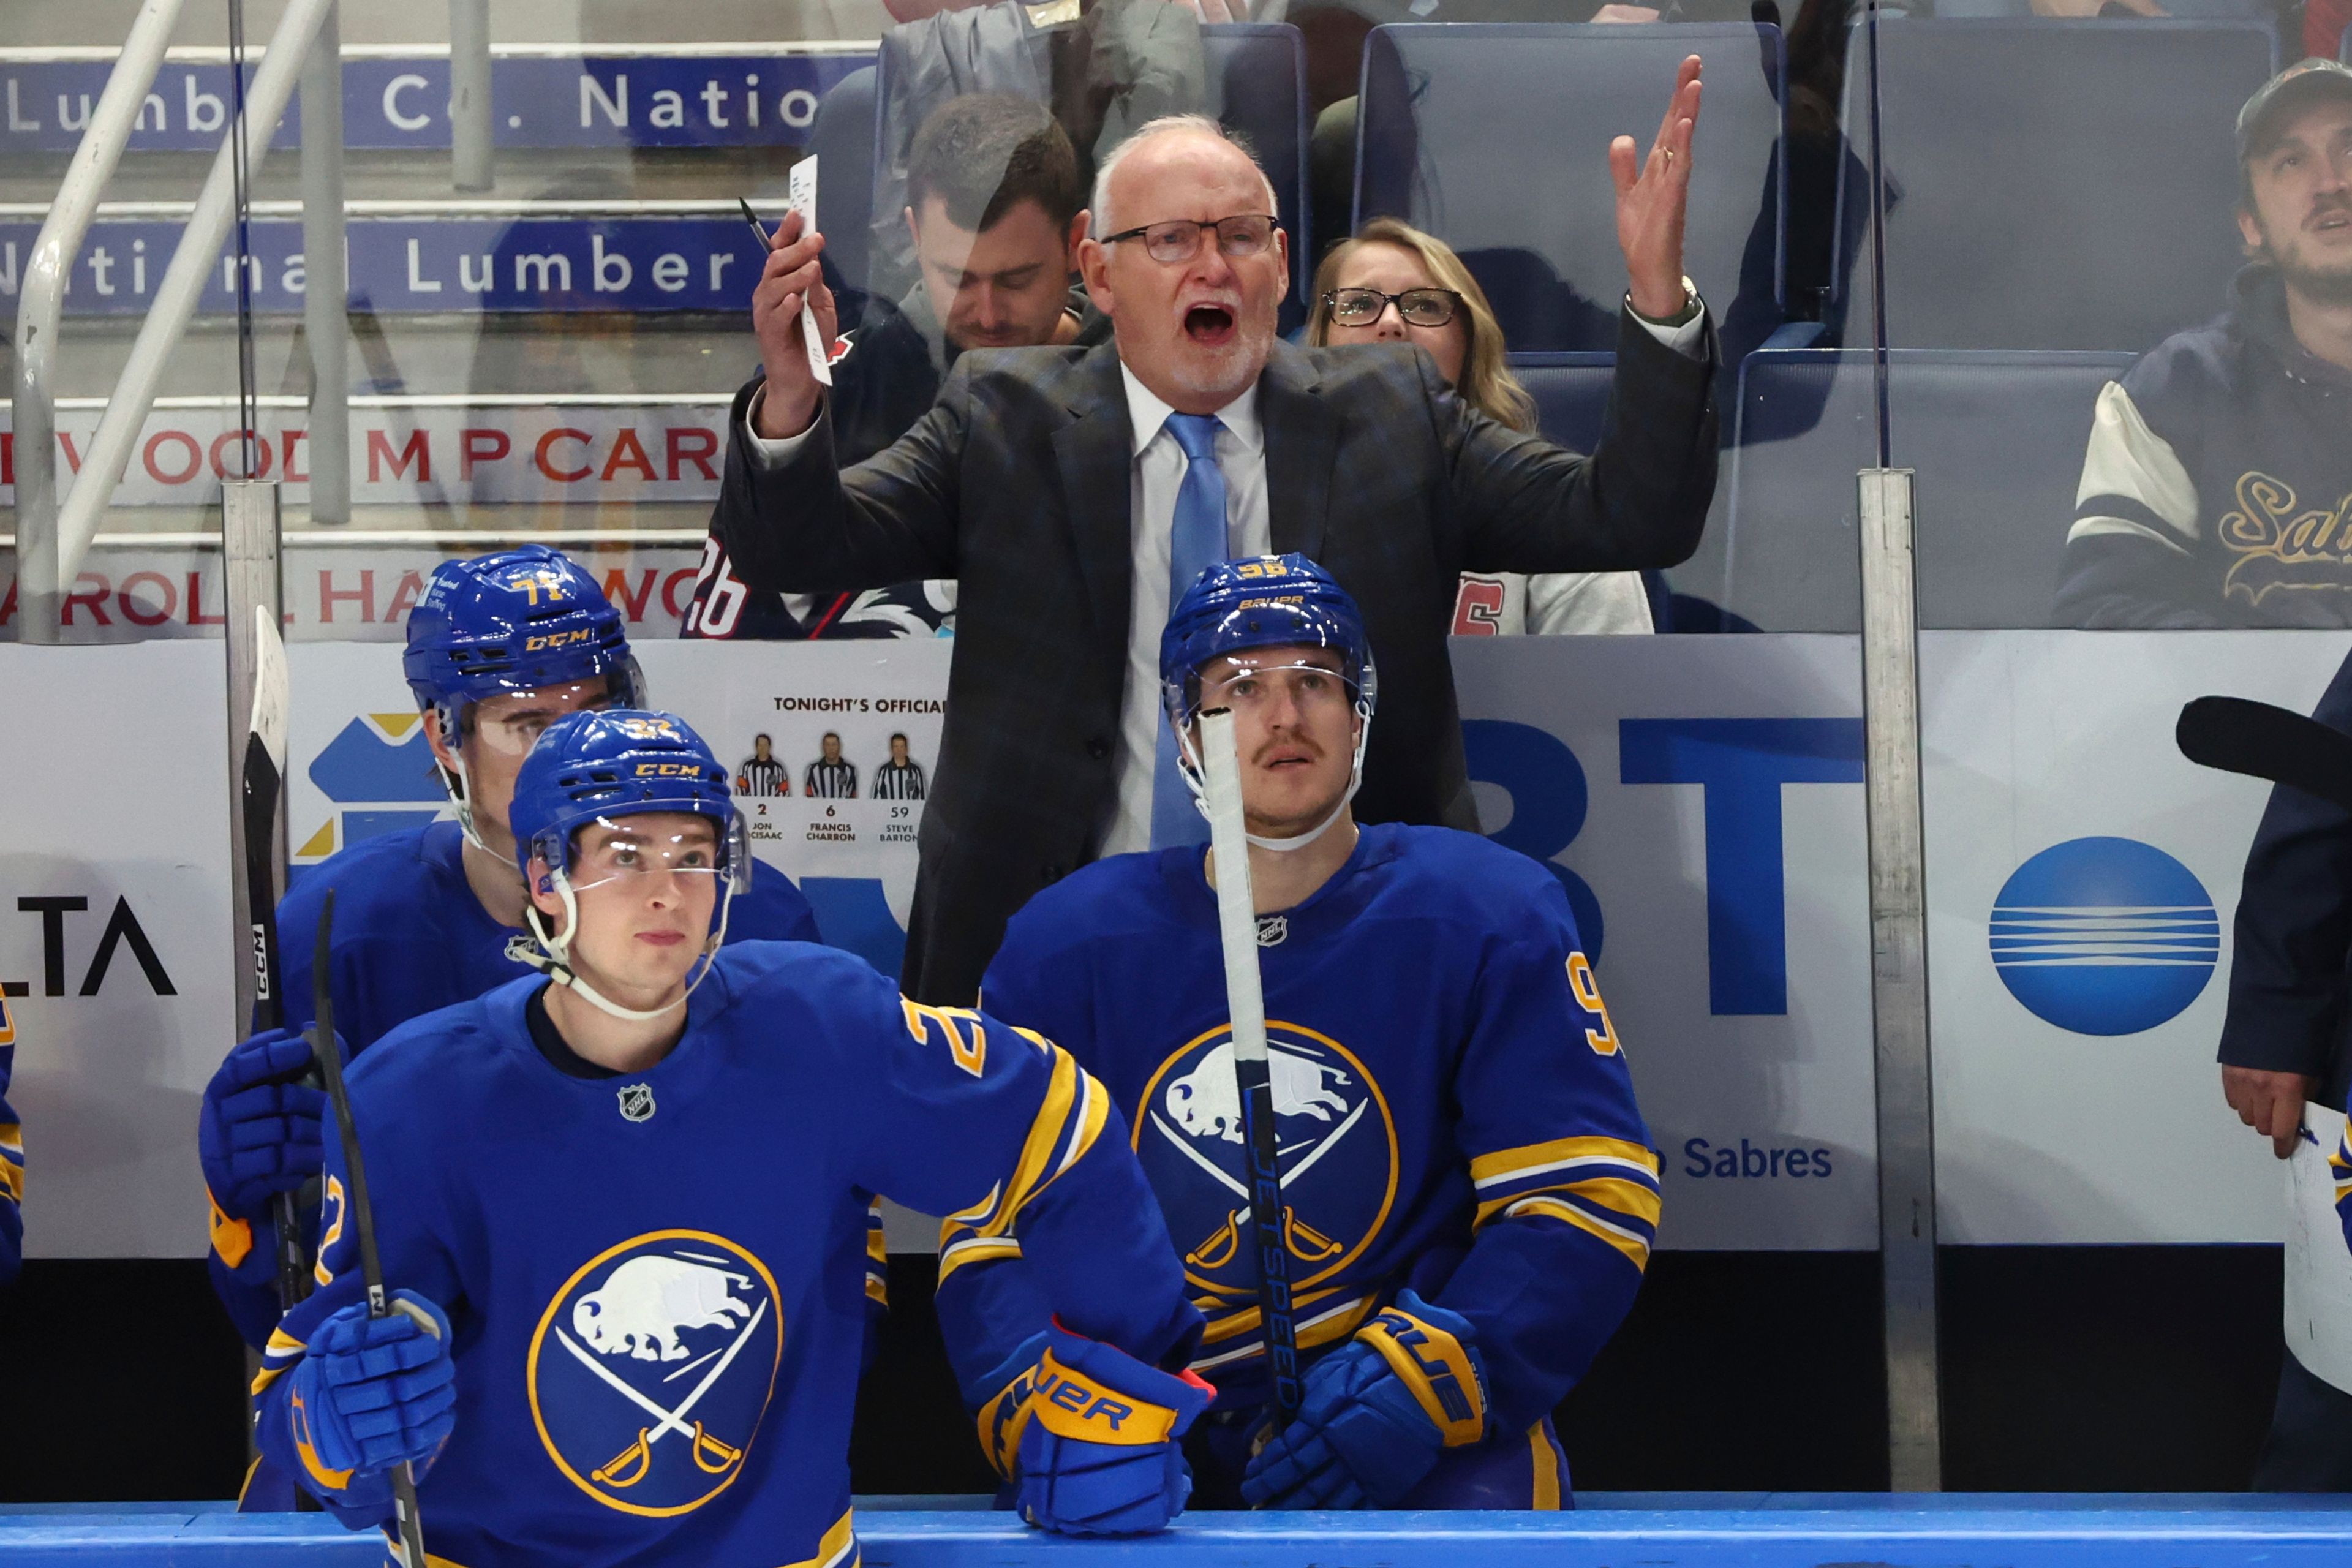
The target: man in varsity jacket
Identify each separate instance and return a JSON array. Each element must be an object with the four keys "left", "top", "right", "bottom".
[{"left": 2054, "top": 60, "right": 2352, "bottom": 628}]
